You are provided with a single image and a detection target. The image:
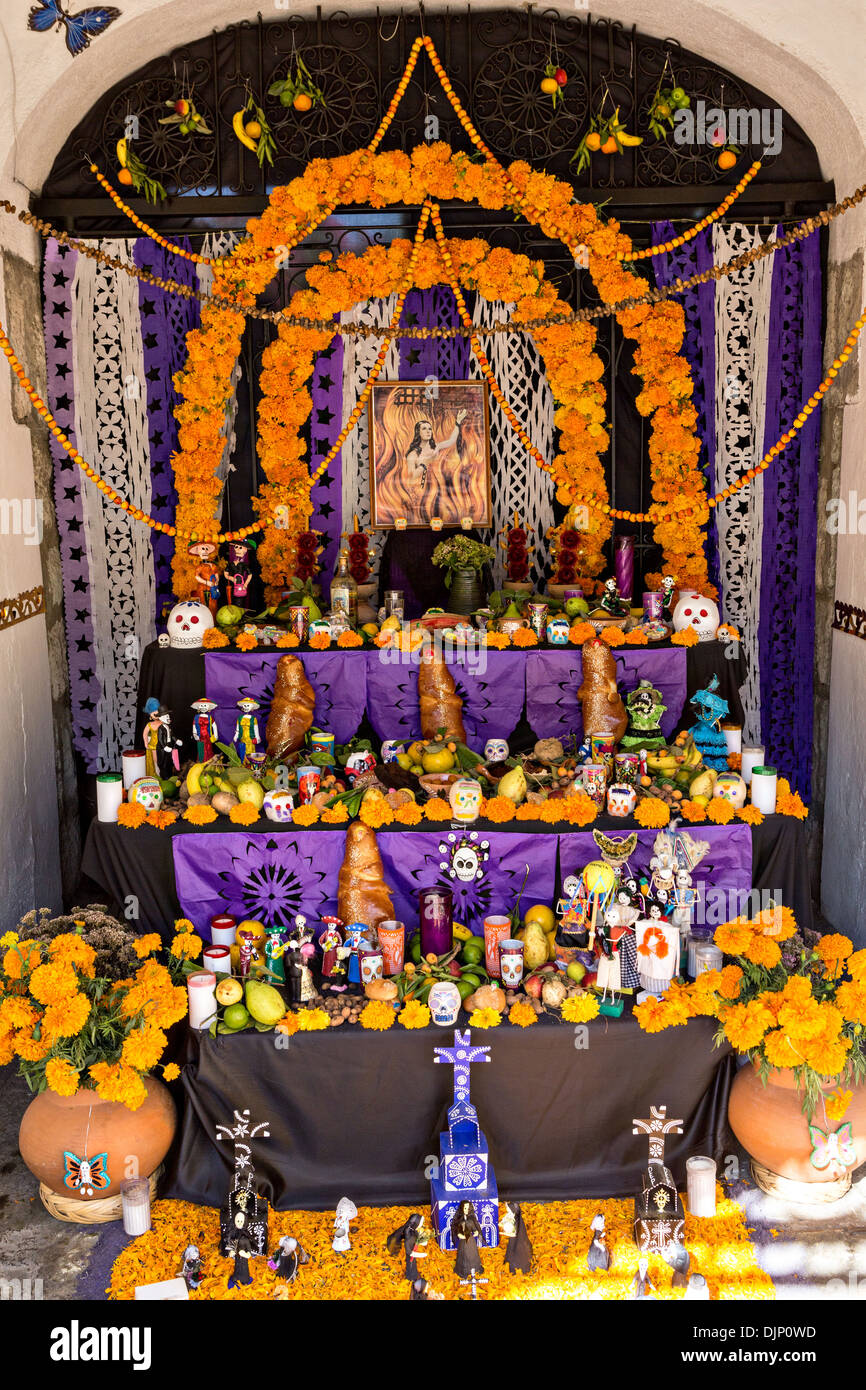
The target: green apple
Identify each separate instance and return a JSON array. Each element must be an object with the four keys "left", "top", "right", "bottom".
[{"left": 565, "top": 596, "right": 589, "bottom": 618}]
